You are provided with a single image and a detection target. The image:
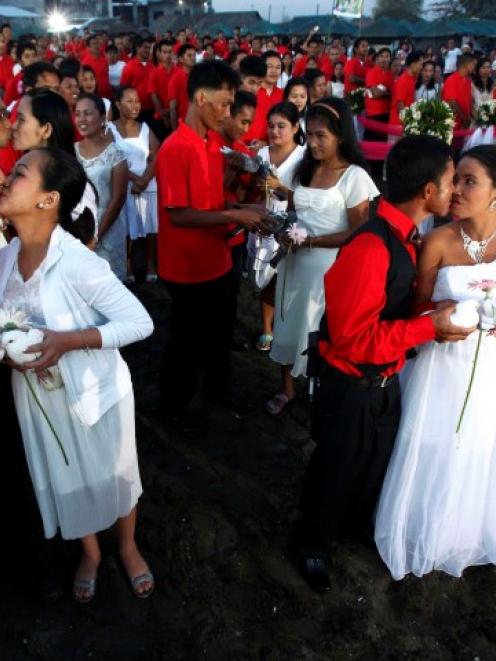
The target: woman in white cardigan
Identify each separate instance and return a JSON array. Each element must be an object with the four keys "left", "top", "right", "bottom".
[{"left": 0, "top": 147, "right": 154, "bottom": 603}]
